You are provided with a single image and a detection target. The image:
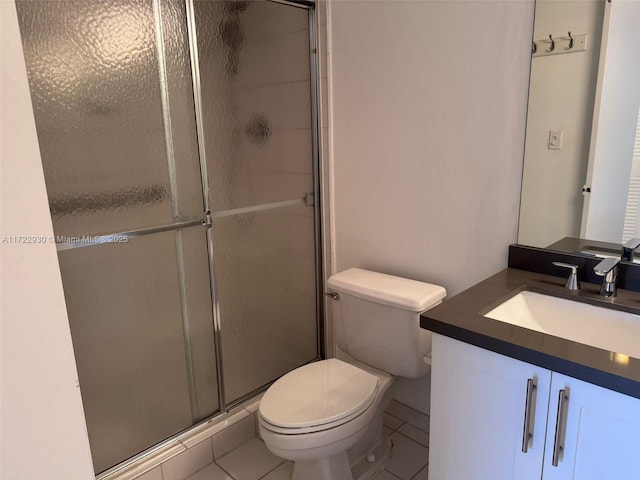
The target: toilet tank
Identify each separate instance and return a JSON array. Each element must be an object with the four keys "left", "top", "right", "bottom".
[{"left": 327, "top": 268, "right": 446, "bottom": 378}]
